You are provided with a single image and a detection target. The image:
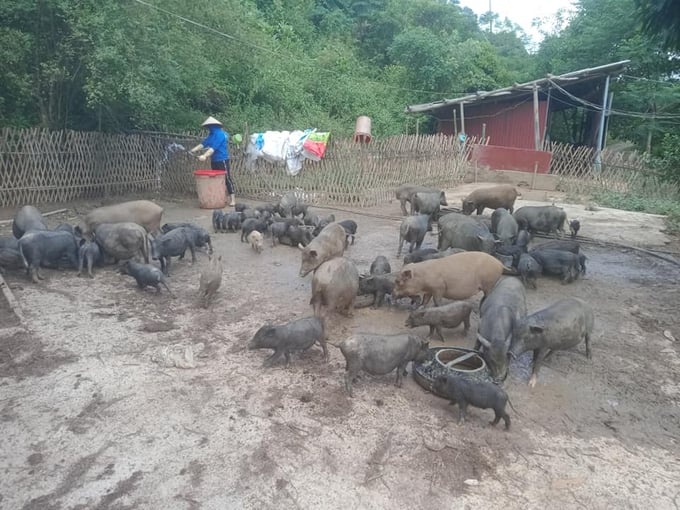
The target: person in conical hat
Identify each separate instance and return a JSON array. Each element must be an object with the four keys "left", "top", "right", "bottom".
[{"left": 190, "top": 116, "right": 236, "bottom": 207}]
